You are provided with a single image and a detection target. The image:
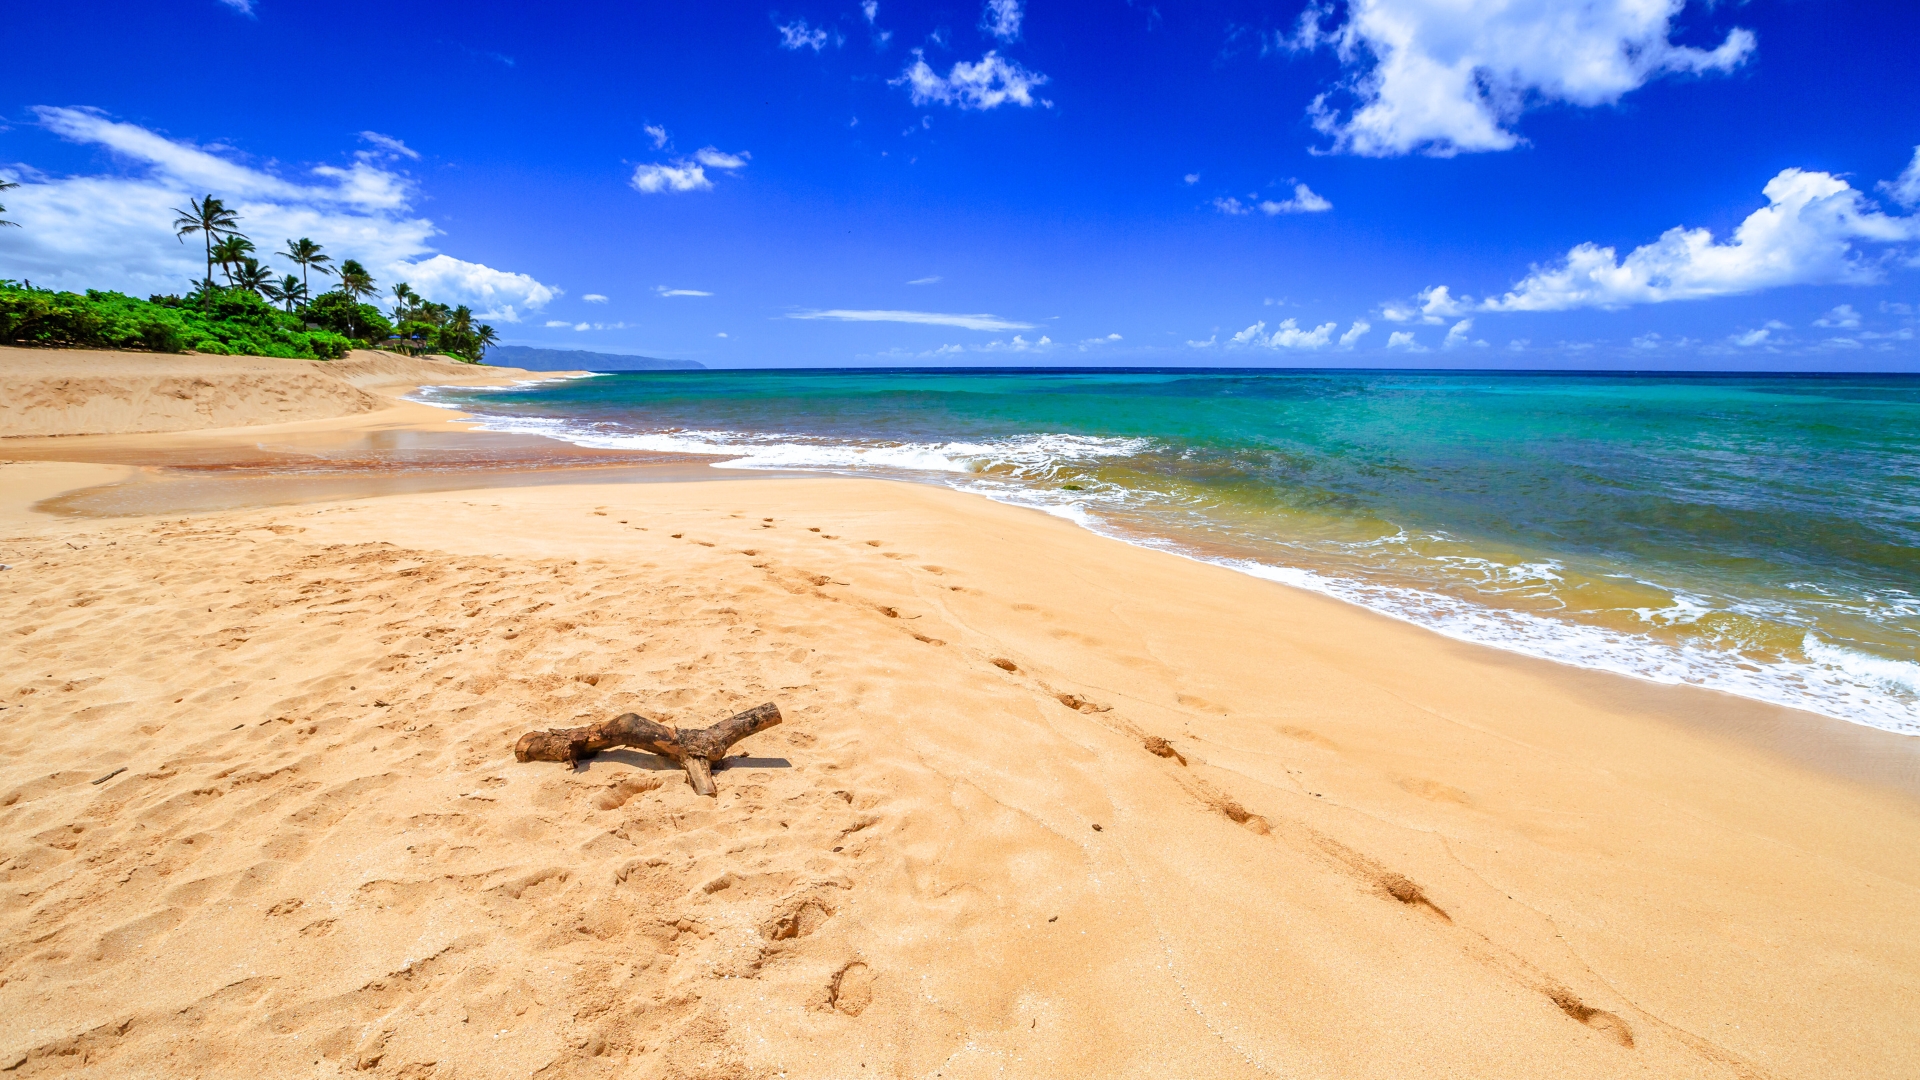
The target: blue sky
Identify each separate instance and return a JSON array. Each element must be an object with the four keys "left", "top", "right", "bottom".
[{"left": 4, "top": 0, "right": 1919, "bottom": 369}]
